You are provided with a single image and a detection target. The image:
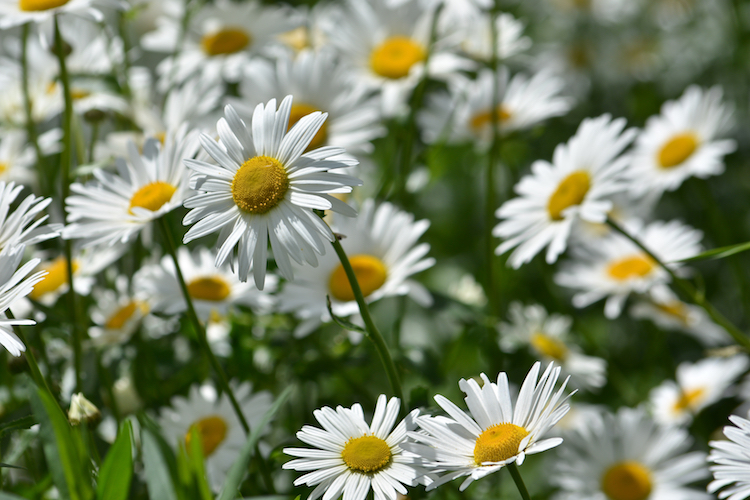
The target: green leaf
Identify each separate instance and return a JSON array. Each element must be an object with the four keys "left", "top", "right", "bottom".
[
  {"left": 0, "top": 491, "right": 29, "bottom": 500},
  {"left": 217, "top": 386, "right": 294, "bottom": 500},
  {"left": 186, "top": 427, "right": 213, "bottom": 500},
  {"left": 141, "top": 429, "right": 178, "bottom": 500},
  {"left": 326, "top": 296, "right": 367, "bottom": 334},
  {"left": 96, "top": 420, "right": 133, "bottom": 500},
  {"left": 0, "top": 415, "right": 37, "bottom": 439},
  {"left": 0, "top": 463, "right": 26, "bottom": 470},
  {"left": 678, "top": 241, "right": 750, "bottom": 263}
]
